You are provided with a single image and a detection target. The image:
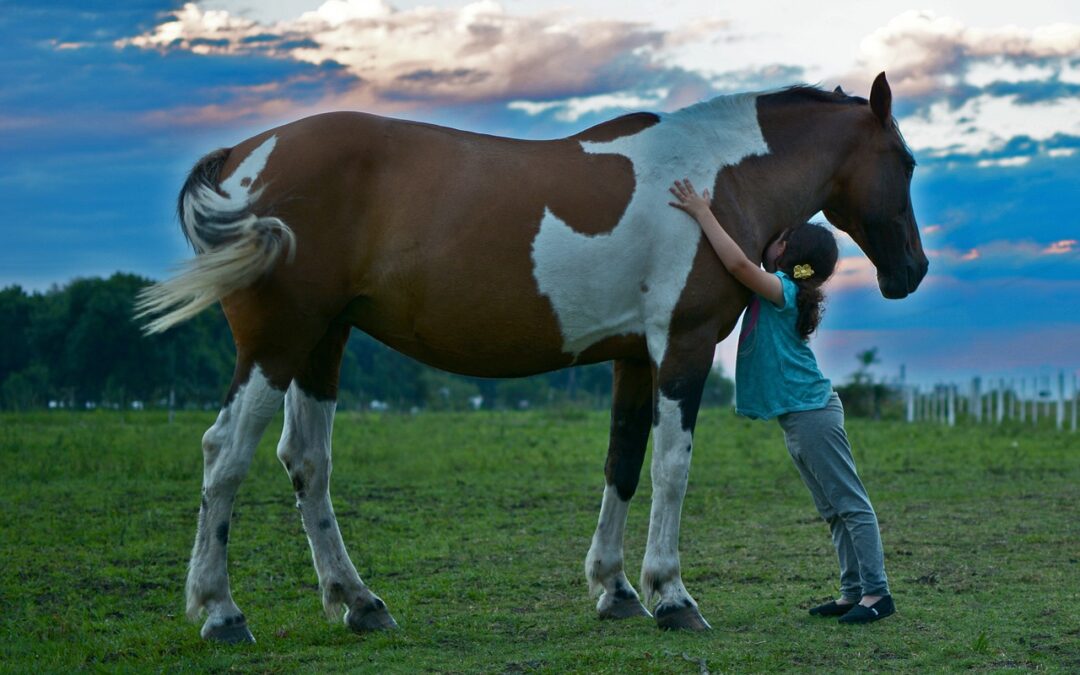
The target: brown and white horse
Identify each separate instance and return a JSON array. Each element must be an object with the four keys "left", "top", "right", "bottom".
[{"left": 139, "top": 72, "right": 927, "bottom": 642}]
